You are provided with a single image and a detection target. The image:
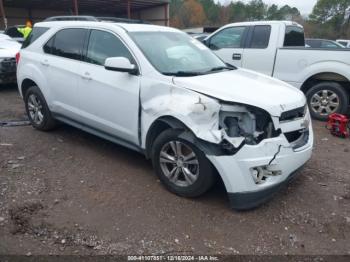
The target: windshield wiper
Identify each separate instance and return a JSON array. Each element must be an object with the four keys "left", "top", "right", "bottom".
[
  {"left": 208, "top": 65, "right": 235, "bottom": 72},
  {"left": 163, "top": 71, "right": 203, "bottom": 77},
  {"left": 163, "top": 65, "right": 235, "bottom": 76}
]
